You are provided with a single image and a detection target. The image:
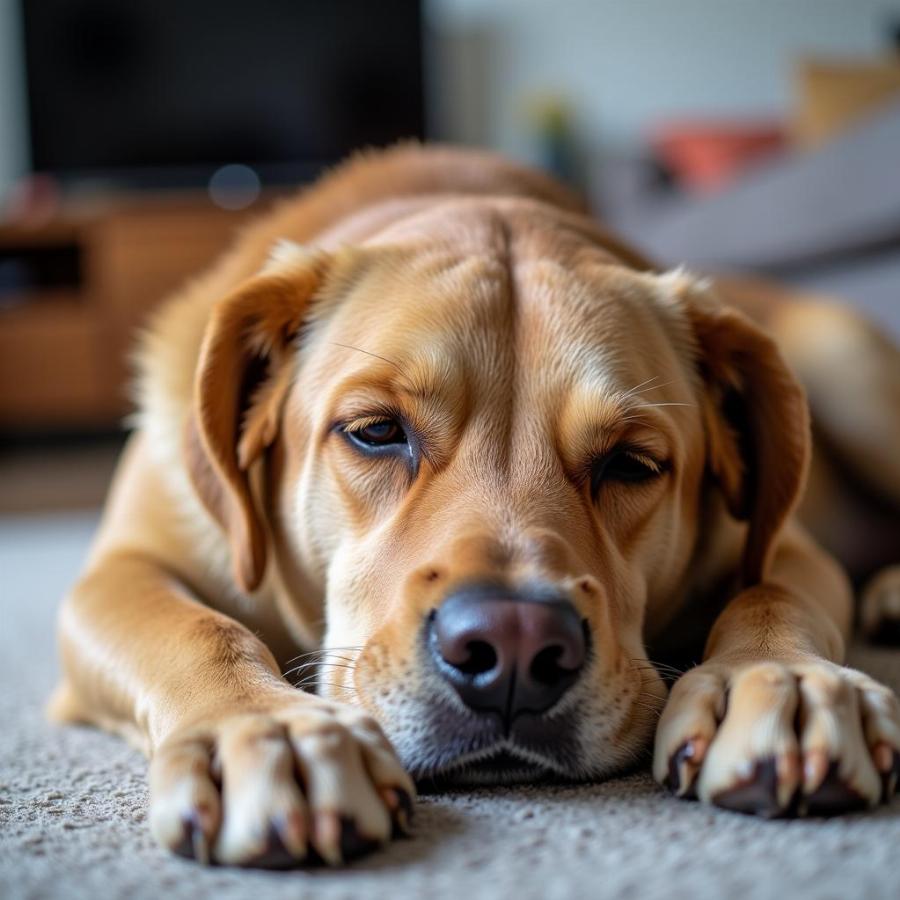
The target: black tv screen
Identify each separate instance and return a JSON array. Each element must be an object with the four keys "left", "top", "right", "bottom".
[{"left": 21, "top": 0, "right": 425, "bottom": 187}]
